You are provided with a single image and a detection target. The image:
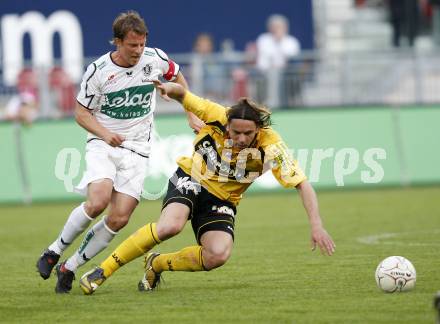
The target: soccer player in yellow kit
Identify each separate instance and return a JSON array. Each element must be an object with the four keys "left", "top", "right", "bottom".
[{"left": 79, "top": 81, "right": 336, "bottom": 294}]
